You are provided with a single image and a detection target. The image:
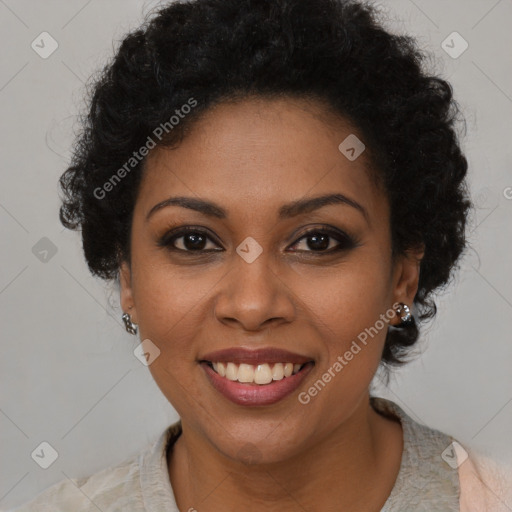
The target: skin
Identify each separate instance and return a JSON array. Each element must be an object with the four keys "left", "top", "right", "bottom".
[{"left": 119, "top": 96, "right": 424, "bottom": 511}]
